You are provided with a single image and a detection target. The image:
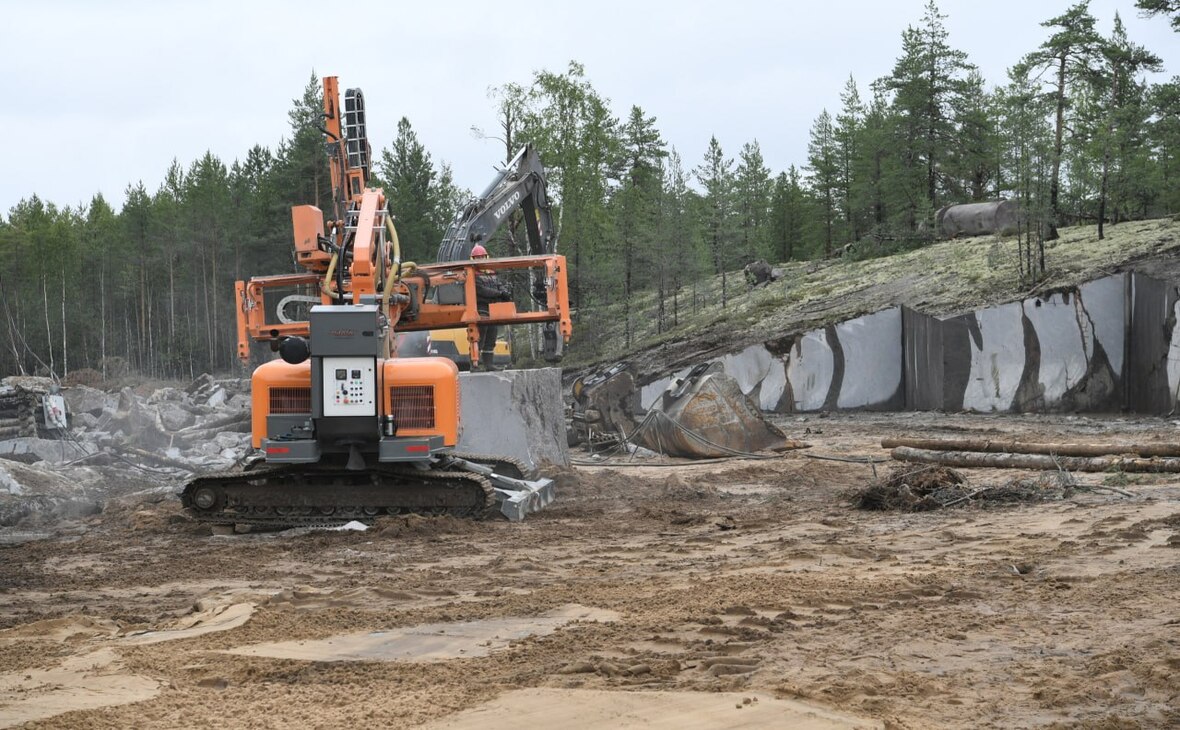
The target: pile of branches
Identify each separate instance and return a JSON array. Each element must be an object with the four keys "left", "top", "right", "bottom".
[{"left": 849, "top": 464, "right": 1073, "bottom": 512}]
